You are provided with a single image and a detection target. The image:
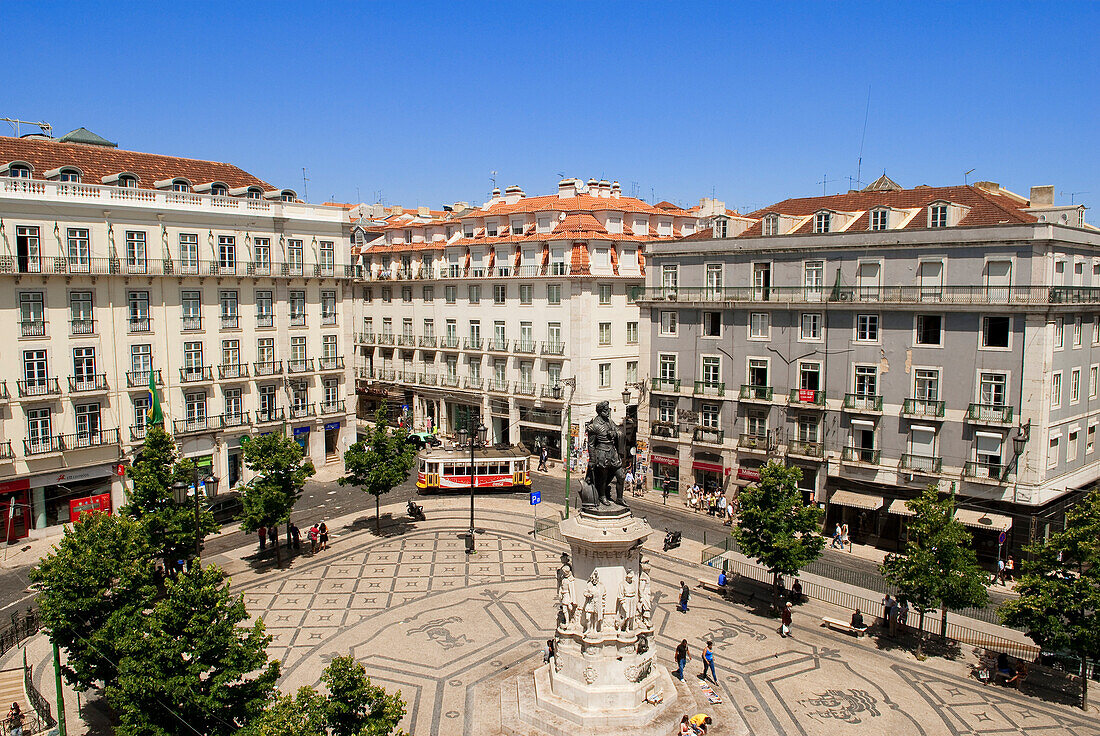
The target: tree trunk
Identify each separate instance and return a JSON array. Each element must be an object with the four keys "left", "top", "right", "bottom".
[
  {"left": 274, "top": 534, "right": 282, "bottom": 567},
  {"left": 772, "top": 572, "right": 781, "bottom": 614},
  {"left": 376, "top": 494, "right": 381, "bottom": 535},
  {"left": 1081, "top": 656, "right": 1089, "bottom": 711},
  {"left": 915, "top": 610, "right": 926, "bottom": 659},
  {"left": 939, "top": 605, "right": 947, "bottom": 639}
]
